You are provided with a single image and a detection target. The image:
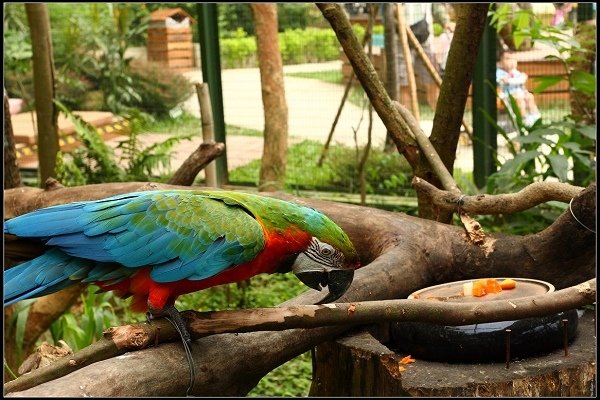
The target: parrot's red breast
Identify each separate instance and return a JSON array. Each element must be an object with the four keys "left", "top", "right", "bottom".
[{"left": 99, "top": 225, "right": 312, "bottom": 312}]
